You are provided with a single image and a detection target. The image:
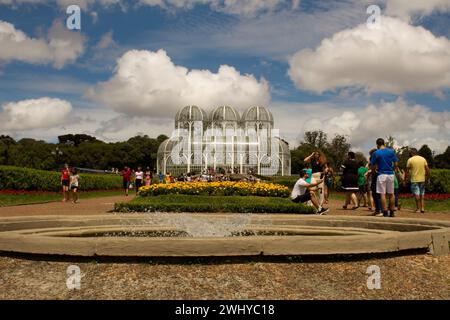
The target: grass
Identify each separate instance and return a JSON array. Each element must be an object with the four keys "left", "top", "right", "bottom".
[
  {"left": 398, "top": 198, "right": 449, "bottom": 212},
  {"left": 0, "top": 190, "right": 133, "bottom": 207},
  {"left": 329, "top": 192, "right": 449, "bottom": 212},
  {"left": 114, "top": 194, "right": 315, "bottom": 214}
]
